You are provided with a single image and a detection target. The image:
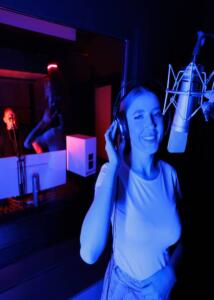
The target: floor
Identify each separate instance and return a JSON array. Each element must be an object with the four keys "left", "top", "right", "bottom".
[
  {"left": 0, "top": 239, "right": 108, "bottom": 300},
  {"left": 0, "top": 169, "right": 110, "bottom": 300}
]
